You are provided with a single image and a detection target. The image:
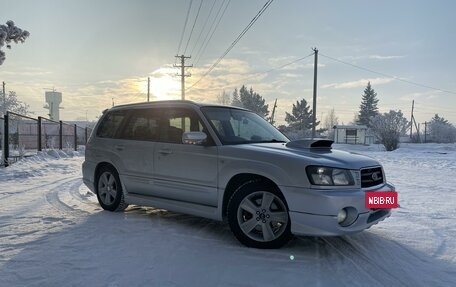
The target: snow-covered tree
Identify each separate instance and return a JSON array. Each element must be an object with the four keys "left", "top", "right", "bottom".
[
  {"left": 357, "top": 82, "right": 379, "bottom": 127},
  {"left": 370, "top": 110, "right": 409, "bottom": 151},
  {"left": 231, "top": 88, "right": 242, "bottom": 107},
  {"left": 0, "top": 20, "right": 30, "bottom": 65},
  {"left": 428, "top": 114, "right": 456, "bottom": 143},
  {"left": 324, "top": 108, "right": 339, "bottom": 140},
  {"left": 216, "top": 90, "right": 230, "bottom": 105},
  {"left": 1, "top": 91, "right": 29, "bottom": 115}
]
